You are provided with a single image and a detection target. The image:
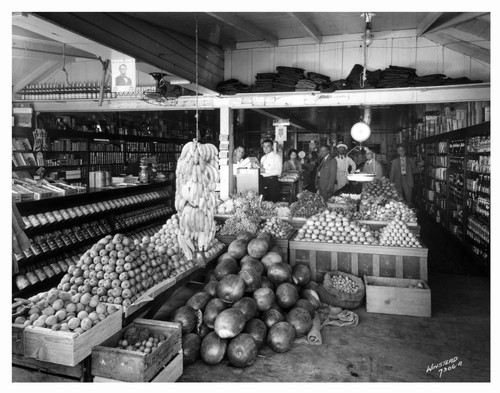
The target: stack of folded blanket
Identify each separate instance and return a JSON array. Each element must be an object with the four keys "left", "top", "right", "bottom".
[
  {"left": 346, "top": 64, "right": 382, "bottom": 89},
  {"left": 274, "top": 66, "right": 305, "bottom": 92},
  {"left": 377, "top": 65, "right": 418, "bottom": 88},
  {"left": 320, "top": 79, "right": 350, "bottom": 92},
  {"left": 216, "top": 79, "right": 251, "bottom": 95},
  {"left": 295, "top": 79, "right": 317, "bottom": 92},
  {"left": 252, "top": 73, "right": 278, "bottom": 92}
]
